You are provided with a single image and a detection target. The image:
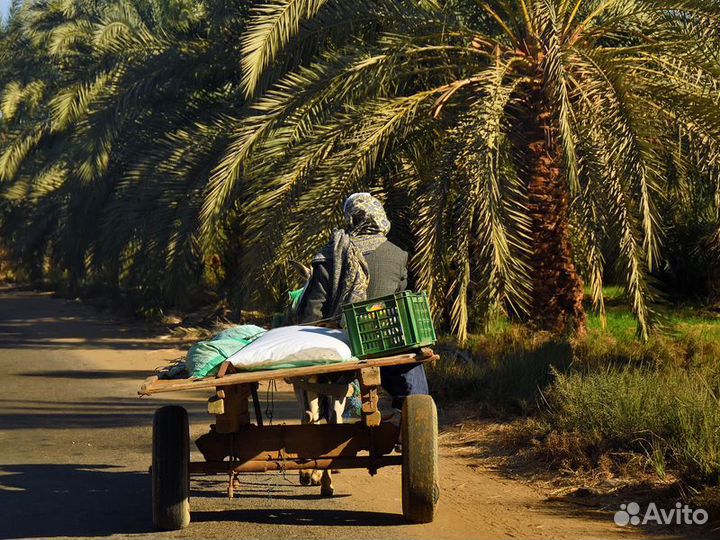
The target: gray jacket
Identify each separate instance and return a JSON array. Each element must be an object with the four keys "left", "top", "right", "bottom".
[{"left": 297, "top": 240, "right": 408, "bottom": 323}]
